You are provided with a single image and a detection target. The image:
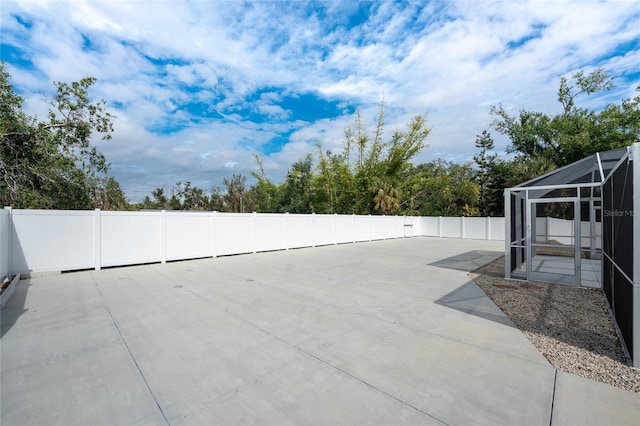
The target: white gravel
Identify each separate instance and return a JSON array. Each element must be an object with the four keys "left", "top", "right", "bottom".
[{"left": 470, "top": 257, "right": 640, "bottom": 393}]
